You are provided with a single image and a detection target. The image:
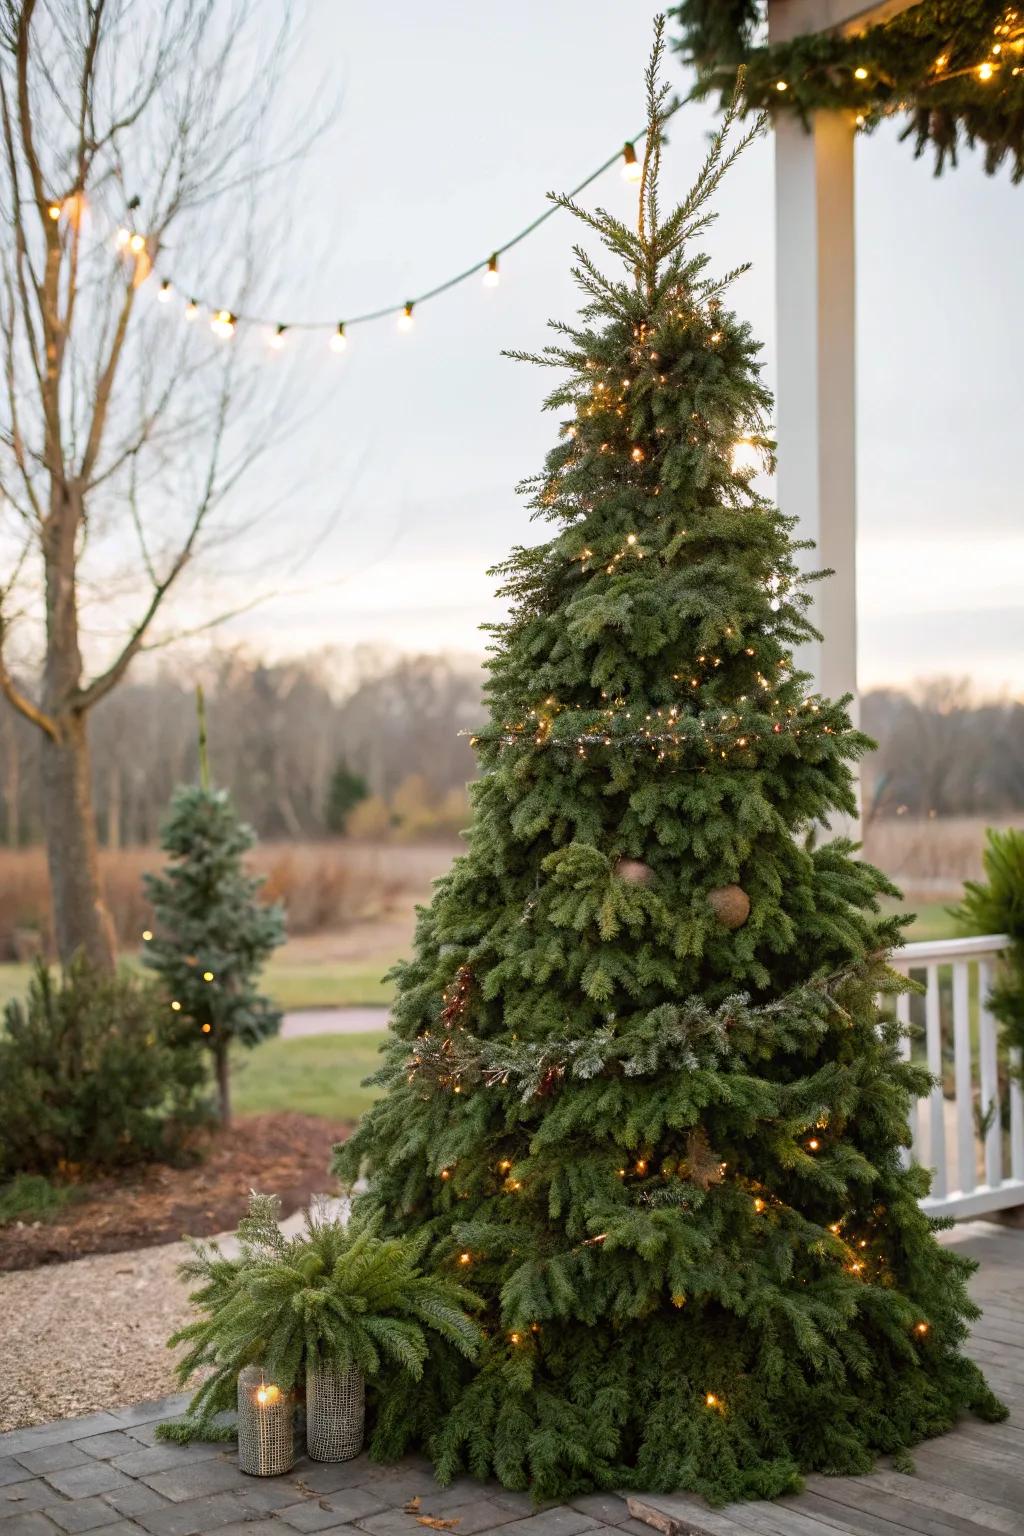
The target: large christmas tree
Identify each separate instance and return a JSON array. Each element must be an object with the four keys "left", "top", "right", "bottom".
[{"left": 334, "top": 25, "right": 1002, "bottom": 1504}]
